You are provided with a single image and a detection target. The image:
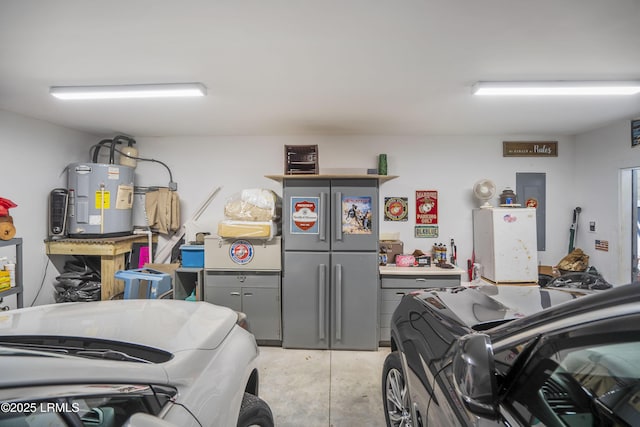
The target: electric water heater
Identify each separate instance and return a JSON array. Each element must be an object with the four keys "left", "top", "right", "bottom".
[{"left": 66, "top": 163, "right": 135, "bottom": 238}]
